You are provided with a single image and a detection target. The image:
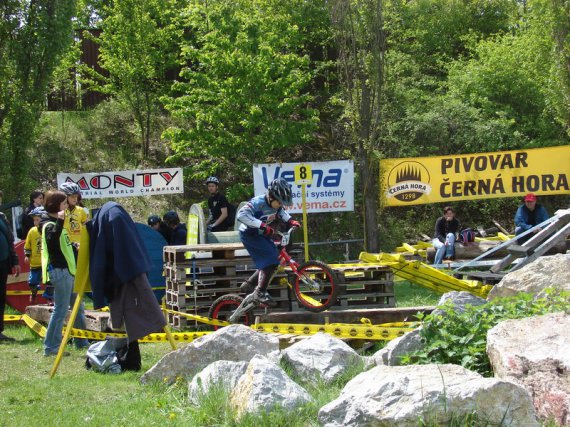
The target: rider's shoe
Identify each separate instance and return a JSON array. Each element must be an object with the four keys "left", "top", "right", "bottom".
[
  {"left": 252, "top": 290, "right": 277, "bottom": 307},
  {"left": 239, "top": 280, "right": 256, "bottom": 294}
]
